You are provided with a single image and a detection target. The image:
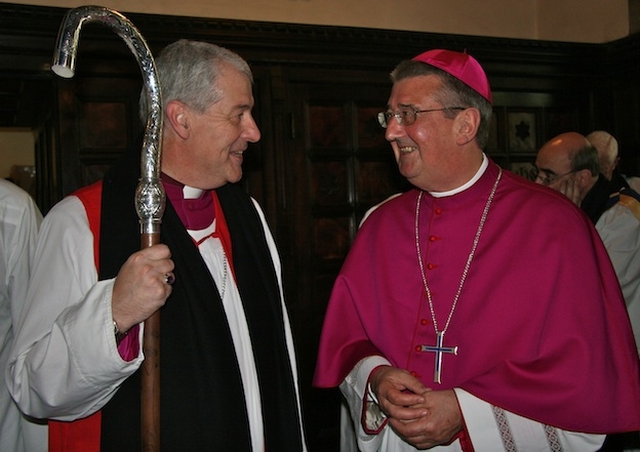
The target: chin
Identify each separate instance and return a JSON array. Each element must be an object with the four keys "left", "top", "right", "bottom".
[
  {"left": 227, "top": 172, "right": 244, "bottom": 185},
  {"left": 398, "top": 164, "right": 416, "bottom": 179}
]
